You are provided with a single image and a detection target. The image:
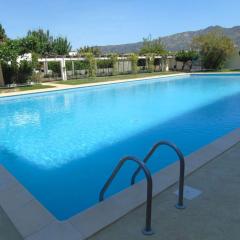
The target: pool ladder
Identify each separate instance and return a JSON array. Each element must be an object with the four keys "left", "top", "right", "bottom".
[{"left": 99, "top": 141, "right": 186, "bottom": 235}]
